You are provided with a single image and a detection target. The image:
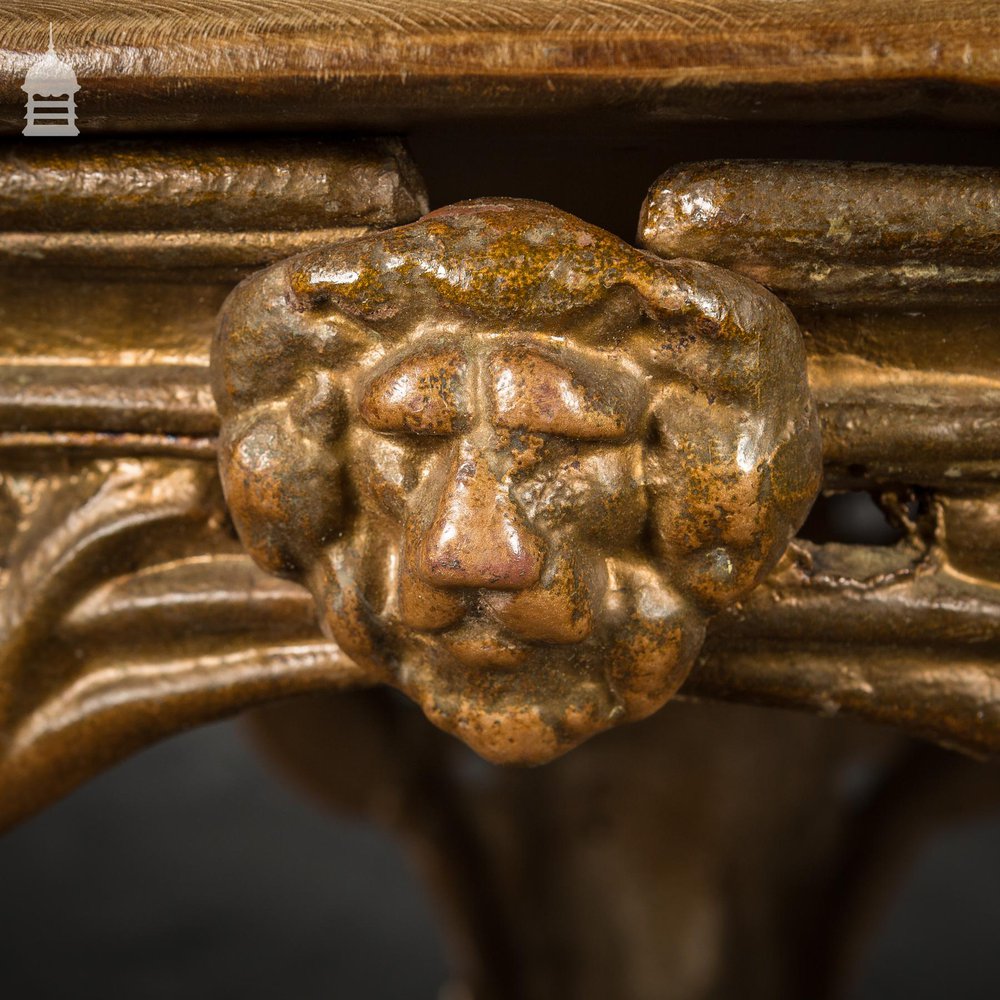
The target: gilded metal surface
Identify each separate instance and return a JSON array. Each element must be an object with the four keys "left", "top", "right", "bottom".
[
  {"left": 641, "top": 159, "right": 1000, "bottom": 756},
  {"left": 640, "top": 161, "right": 1000, "bottom": 307},
  {"left": 0, "top": 137, "right": 426, "bottom": 827},
  {"left": 639, "top": 163, "right": 1000, "bottom": 488},
  {"left": 1, "top": 146, "right": 998, "bottom": 827},
  {"left": 693, "top": 531, "right": 1000, "bottom": 756},
  {"left": 0, "top": 456, "right": 364, "bottom": 830},
  {"left": 0, "top": 138, "right": 425, "bottom": 231},
  {"left": 213, "top": 198, "right": 822, "bottom": 763},
  {"left": 0, "top": 29, "right": 996, "bottom": 998},
  {"left": 0, "top": 138, "right": 427, "bottom": 279}
]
